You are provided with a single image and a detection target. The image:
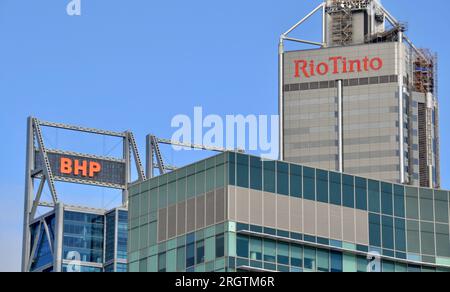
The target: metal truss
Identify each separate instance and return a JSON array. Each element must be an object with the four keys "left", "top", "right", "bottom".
[
  {"left": 22, "top": 117, "right": 146, "bottom": 272},
  {"left": 146, "top": 135, "right": 244, "bottom": 178}
]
